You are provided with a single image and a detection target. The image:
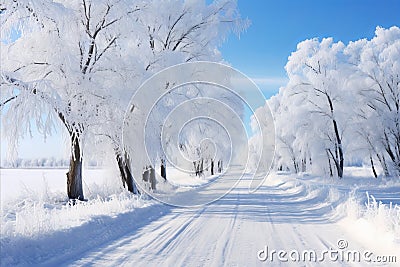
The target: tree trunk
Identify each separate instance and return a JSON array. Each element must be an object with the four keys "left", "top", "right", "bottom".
[
  {"left": 292, "top": 157, "right": 298, "bottom": 173},
  {"left": 143, "top": 167, "right": 150, "bottom": 182},
  {"left": 377, "top": 153, "right": 390, "bottom": 177},
  {"left": 217, "top": 159, "right": 223, "bottom": 173},
  {"left": 67, "top": 135, "right": 84, "bottom": 200},
  {"left": 326, "top": 94, "right": 344, "bottom": 178},
  {"left": 301, "top": 157, "right": 307, "bottom": 172},
  {"left": 194, "top": 161, "right": 200, "bottom": 176},
  {"left": 149, "top": 167, "right": 156, "bottom": 190},
  {"left": 116, "top": 153, "right": 138, "bottom": 194},
  {"left": 161, "top": 158, "right": 166, "bottom": 180},
  {"left": 332, "top": 119, "right": 344, "bottom": 178},
  {"left": 370, "top": 155, "right": 378, "bottom": 178},
  {"left": 200, "top": 158, "right": 204, "bottom": 176},
  {"left": 326, "top": 150, "right": 333, "bottom": 178},
  {"left": 193, "top": 161, "right": 198, "bottom": 176},
  {"left": 211, "top": 159, "right": 214, "bottom": 175}
]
